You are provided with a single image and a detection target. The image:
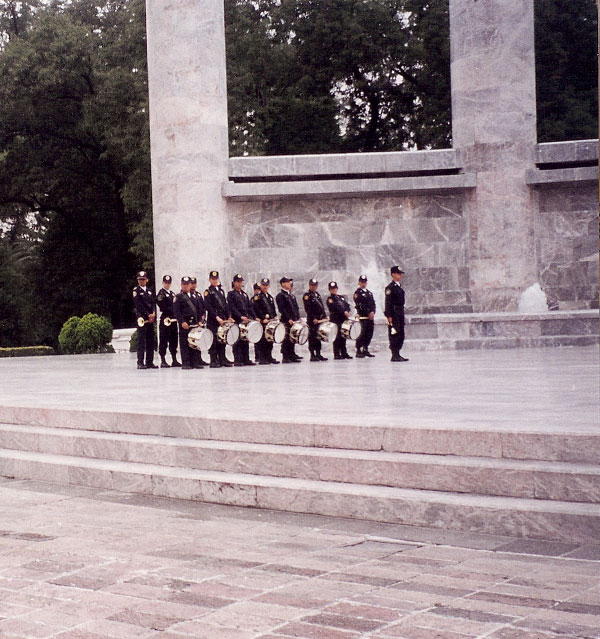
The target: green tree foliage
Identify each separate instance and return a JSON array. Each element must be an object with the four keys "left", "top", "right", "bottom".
[
  {"left": 535, "top": 0, "right": 598, "bottom": 142},
  {"left": 225, "top": 0, "right": 452, "bottom": 155},
  {"left": 58, "top": 312, "right": 113, "bottom": 353},
  {"left": 0, "top": 0, "right": 152, "bottom": 346}
]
